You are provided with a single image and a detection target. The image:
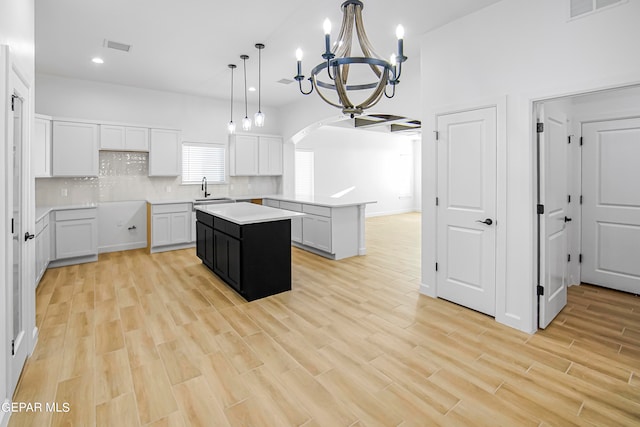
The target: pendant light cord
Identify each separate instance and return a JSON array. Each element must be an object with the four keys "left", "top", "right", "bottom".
[
  {"left": 230, "top": 67, "right": 234, "bottom": 122},
  {"left": 242, "top": 56, "right": 248, "bottom": 118},
  {"left": 258, "top": 48, "right": 262, "bottom": 113}
]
